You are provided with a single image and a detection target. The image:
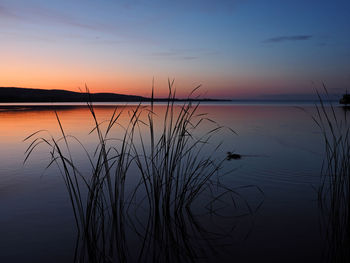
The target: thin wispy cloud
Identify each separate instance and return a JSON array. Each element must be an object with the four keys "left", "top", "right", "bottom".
[
  {"left": 165, "top": 0, "right": 241, "bottom": 14},
  {"left": 150, "top": 52, "right": 198, "bottom": 60},
  {"left": 0, "top": 2, "right": 155, "bottom": 45},
  {"left": 151, "top": 51, "right": 178, "bottom": 57},
  {"left": 121, "top": 0, "right": 241, "bottom": 14},
  {"left": 0, "top": 4, "right": 20, "bottom": 19},
  {"left": 0, "top": 4, "right": 112, "bottom": 32},
  {"left": 263, "top": 35, "right": 313, "bottom": 43},
  {"left": 183, "top": 56, "right": 198, "bottom": 60},
  {"left": 150, "top": 48, "right": 216, "bottom": 60}
]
